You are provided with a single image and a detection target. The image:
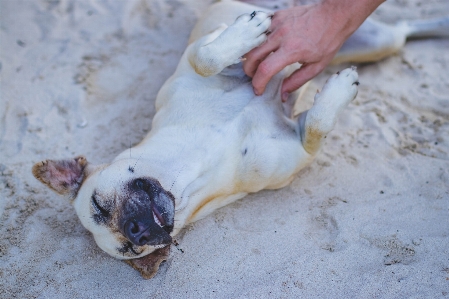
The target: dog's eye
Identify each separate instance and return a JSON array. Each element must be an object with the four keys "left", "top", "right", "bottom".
[
  {"left": 91, "top": 194, "right": 109, "bottom": 216},
  {"left": 134, "top": 179, "right": 145, "bottom": 190}
]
